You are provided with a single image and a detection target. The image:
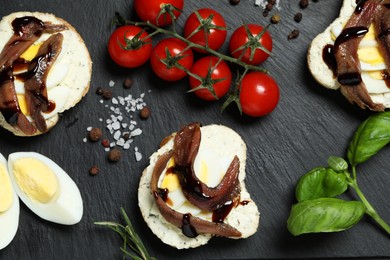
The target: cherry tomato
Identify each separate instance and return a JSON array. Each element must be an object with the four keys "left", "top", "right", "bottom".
[
  {"left": 189, "top": 56, "right": 232, "bottom": 101},
  {"left": 184, "top": 8, "right": 227, "bottom": 53},
  {"left": 229, "top": 24, "right": 272, "bottom": 65},
  {"left": 240, "top": 72, "right": 279, "bottom": 117},
  {"left": 108, "top": 25, "right": 152, "bottom": 68},
  {"left": 151, "top": 38, "right": 194, "bottom": 81},
  {"left": 134, "top": 0, "right": 184, "bottom": 26}
]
